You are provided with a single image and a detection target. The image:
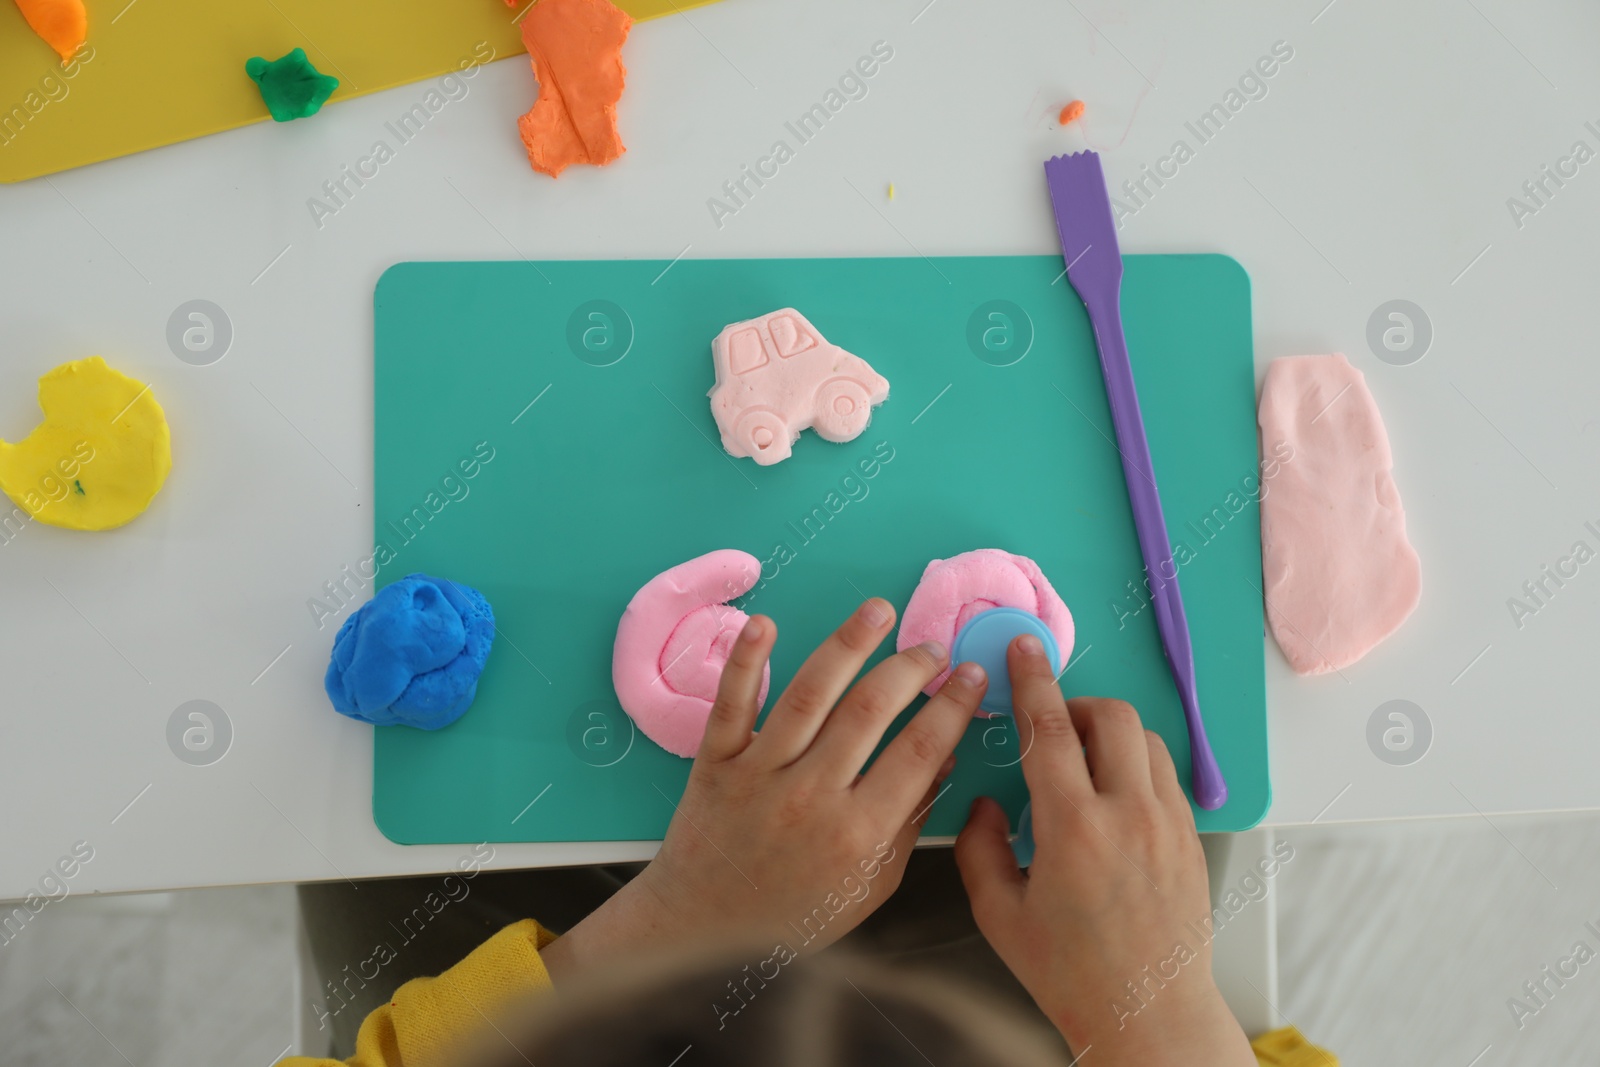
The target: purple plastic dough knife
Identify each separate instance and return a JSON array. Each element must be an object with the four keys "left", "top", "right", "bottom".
[{"left": 1043, "top": 150, "right": 1228, "bottom": 811}]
